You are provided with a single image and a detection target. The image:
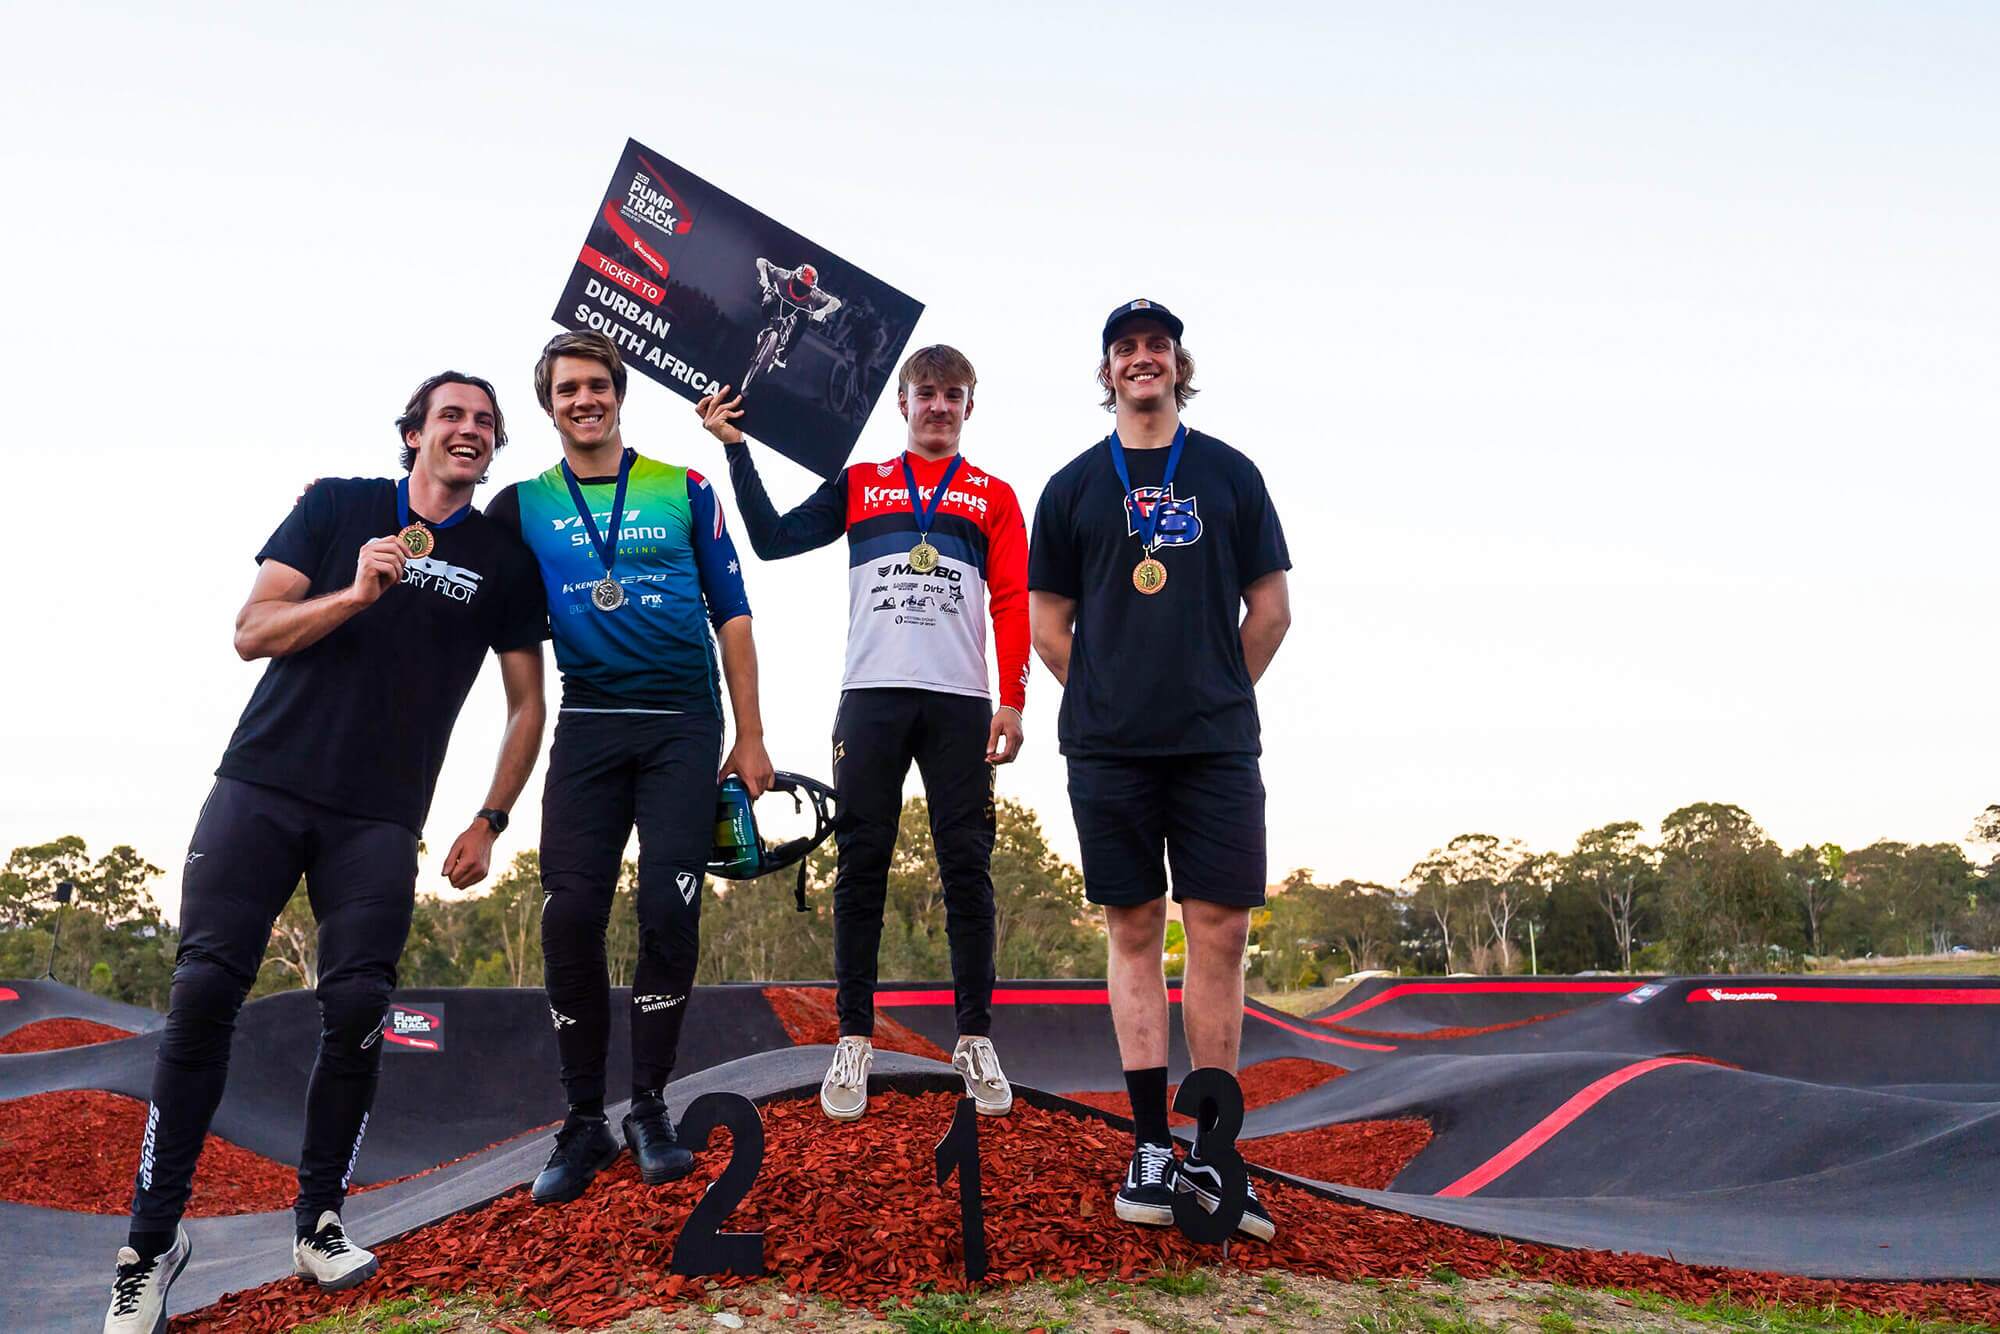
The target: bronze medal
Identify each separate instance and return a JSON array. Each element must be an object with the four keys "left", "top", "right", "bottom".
[
  {"left": 1133, "top": 556, "right": 1167, "bottom": 595},
  {"left": 396, "top": 523, "right": 435, "bottom": 560},
  {"left": 591, "top": 576, "right": 627, "bottom": 612},
  {"left": 908, "top": 541, "right": 941, "bottom": 575}
]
